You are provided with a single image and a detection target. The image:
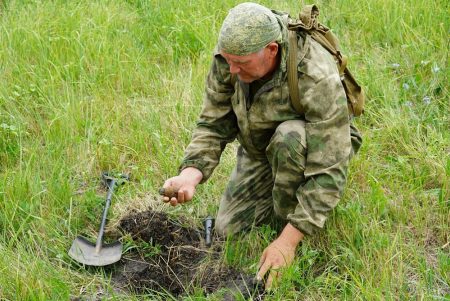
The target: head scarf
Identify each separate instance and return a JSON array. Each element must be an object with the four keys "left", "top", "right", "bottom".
[{"left": 218, "top": 2, "right": 282, "bottom": 56}]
